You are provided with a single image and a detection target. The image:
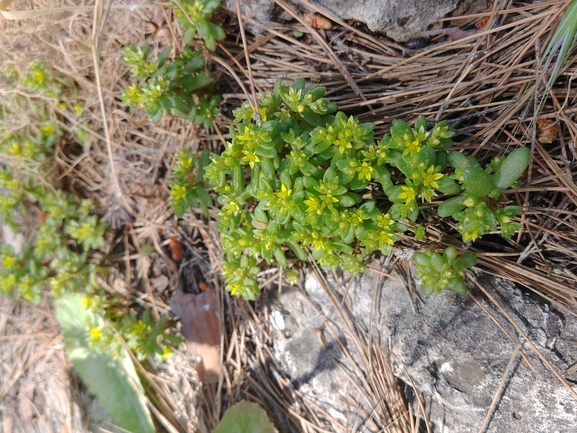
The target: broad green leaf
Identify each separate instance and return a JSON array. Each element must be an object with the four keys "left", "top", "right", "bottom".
[
  {"left": 459, "top": 251, "right": 478, "bottom": 268},
  {"left": 464, "top": 167, "right": 494, "bottom": 197},
  {"left": 437, "top": 196, "right": 465, "bottom": 218},
  {"left": 436, "top": 175, "right": 462, "bottom": 194},
  {"left": 443, "top": 246, "right": 457, "bottom": 266},
  {"left": 184, "top": 27, "right": 196, "bottom": 45},
  {"left": 447, "top": 151, "right": 479, "bottom": 169},
  {"left": 208, "top": 22, "right": 226, "bottom": 40},
  {"left": 449, "top": 279, "right": 468, "bottom": 294},
  {"left": 55, "top": 294, "right": 155, "bottom": 433},
  {"left": 493, "top": 147, "right": 530, "bottom": 190}
]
